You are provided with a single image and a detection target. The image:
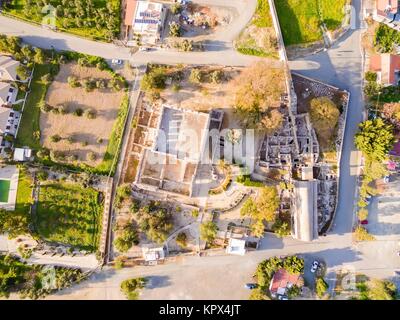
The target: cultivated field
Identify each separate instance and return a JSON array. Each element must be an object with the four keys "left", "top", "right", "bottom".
[
  {"left": 42, "top": 62, "right": 125, "bottom": 167},
  {"left": 275, "top": 0, "right": 347, "bottom": 45}
]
